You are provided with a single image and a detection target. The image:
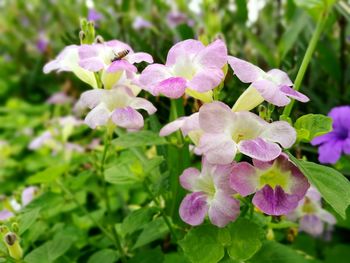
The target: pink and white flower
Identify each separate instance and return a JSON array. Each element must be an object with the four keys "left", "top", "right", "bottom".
[
  {"left": 179, "top": 158, "right": 240, "bottom": 227},
  {"left": 228, "top": 56, "right": 309, "bottom": 111},
  {"left": 139, "top": 39, "right": 227, "bottom": 99},
  {"left": 230, "top": 153, "right": 309, "bottom": 215},
  {"left": 196, "top": 102, "right": 296, "bottom": 164},
  {"left": 79, "top": 86, "right": 156, "bottom": 130}
]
